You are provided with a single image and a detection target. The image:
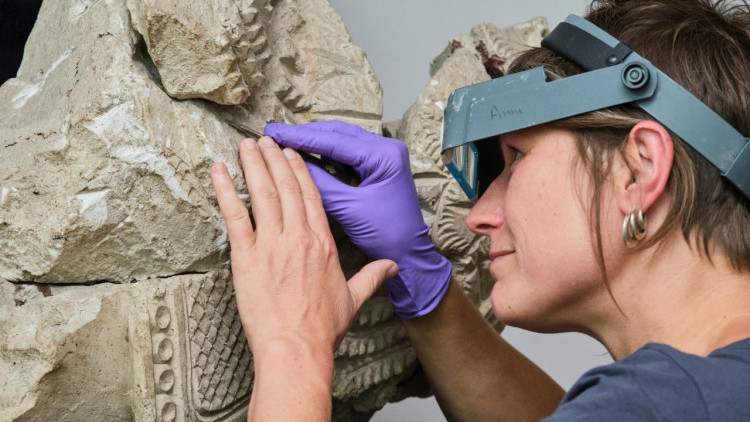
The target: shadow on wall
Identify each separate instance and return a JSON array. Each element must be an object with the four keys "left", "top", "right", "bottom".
[{"left": 0, "top": 0, "right": 43, "bottom": 84}]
